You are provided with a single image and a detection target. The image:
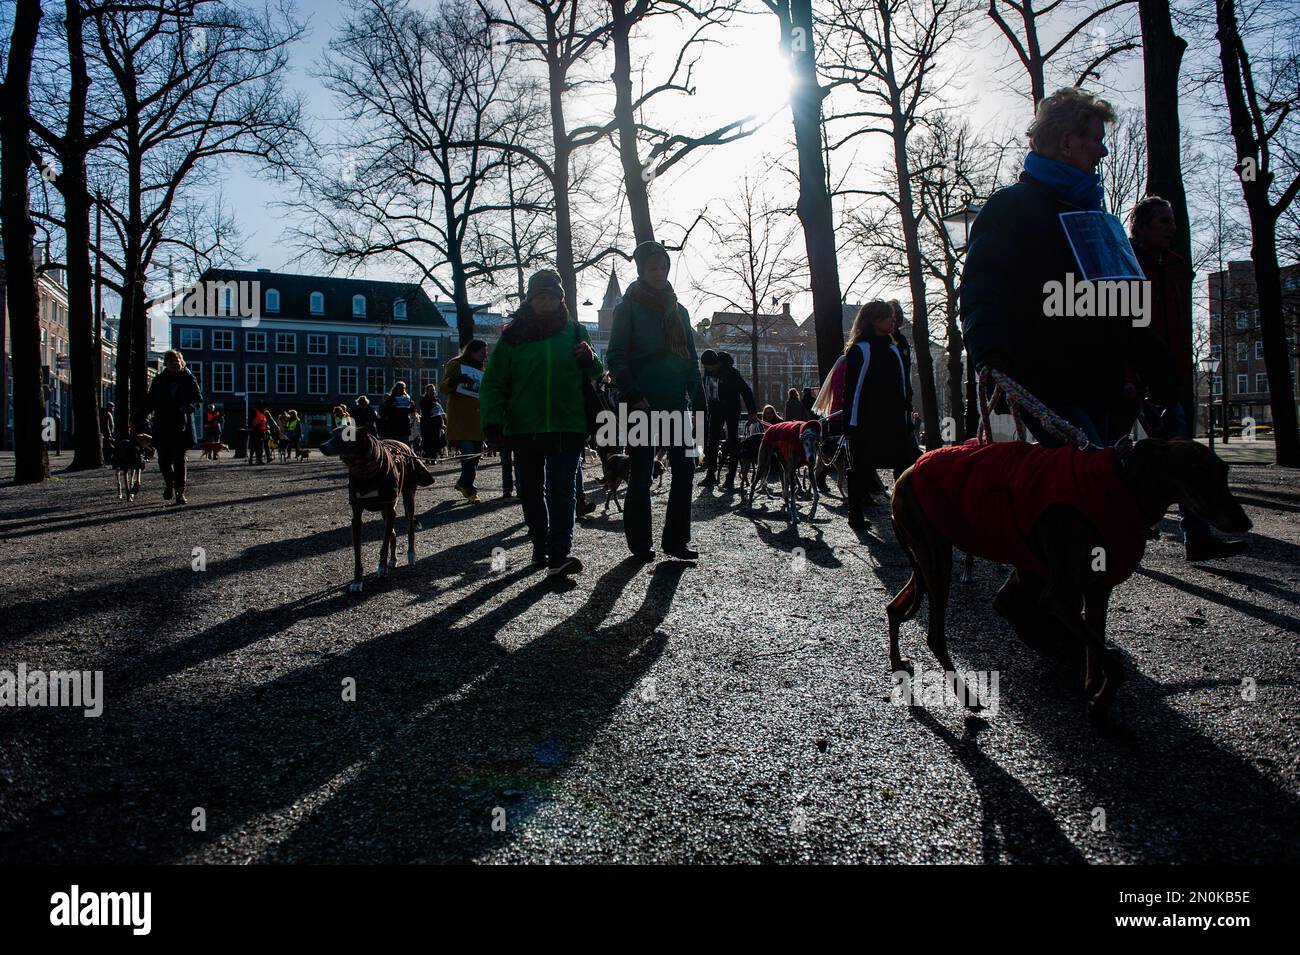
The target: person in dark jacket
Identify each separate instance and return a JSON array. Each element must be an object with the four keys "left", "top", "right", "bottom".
[
  {"left": 1130, "top": 195, "right": 1246, "bottom": 562},
  {"left": 140, "top": 348, "right": 202, "bottom": 504},
  {"left": 606, "top": 240, "right": 704, "bottom": 561},
  {"left": 352, "top": 394, "right": 379, "bottom": 436},
  {"left": 699, "top": 349, "right": 758, "bottom": 490},
  {"left": 782, "top": 387, "right": 808, "bottom": 424},
  {"left": 379, "top": 381, "right": 416, "bottom": 442},
  {"left": 418, "top": 385, "right": 446, "bottom": 459},
  {"left": 841, "top": 301, "right": 921, "bottom": 529},
  {"left": 960, "top": 87, "right": 1177, "bottom": 448}
]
